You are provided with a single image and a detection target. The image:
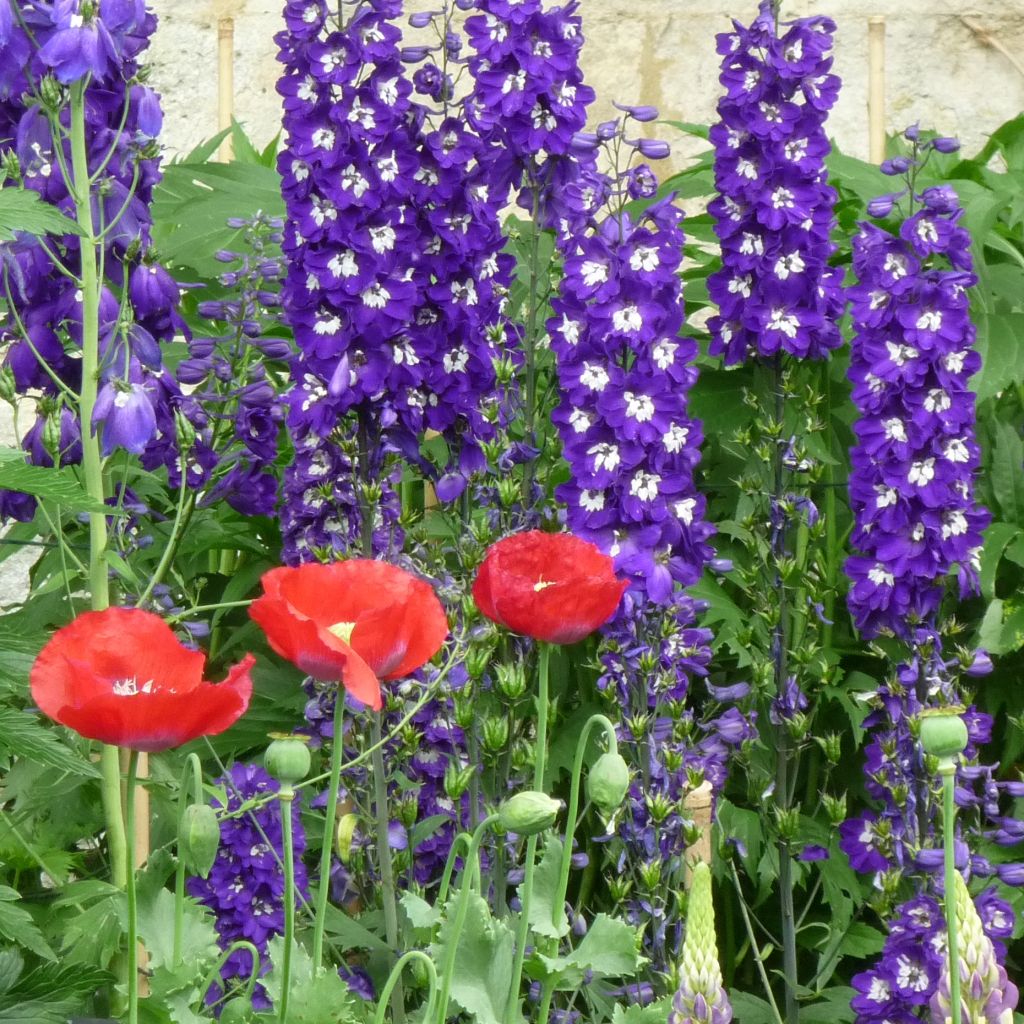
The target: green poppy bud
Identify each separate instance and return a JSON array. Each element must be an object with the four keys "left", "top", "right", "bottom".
[
  {"left": 919, "top": 708, "right": 968, "bottom": 760},
  {"left": 264, "top": 734, "right": 311, "bottom": 794},
  {"left": 336, "top": 812, "right": 359, "bottom": 862},
  {"left": 179, "top": 803, "right": 220, "bottom": 879},
  {"left": 587, "top": 751, "right": 630, "bottom": 813},
  {"left": 498, "top": 791, "right": 561, "bottom": 836}
]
